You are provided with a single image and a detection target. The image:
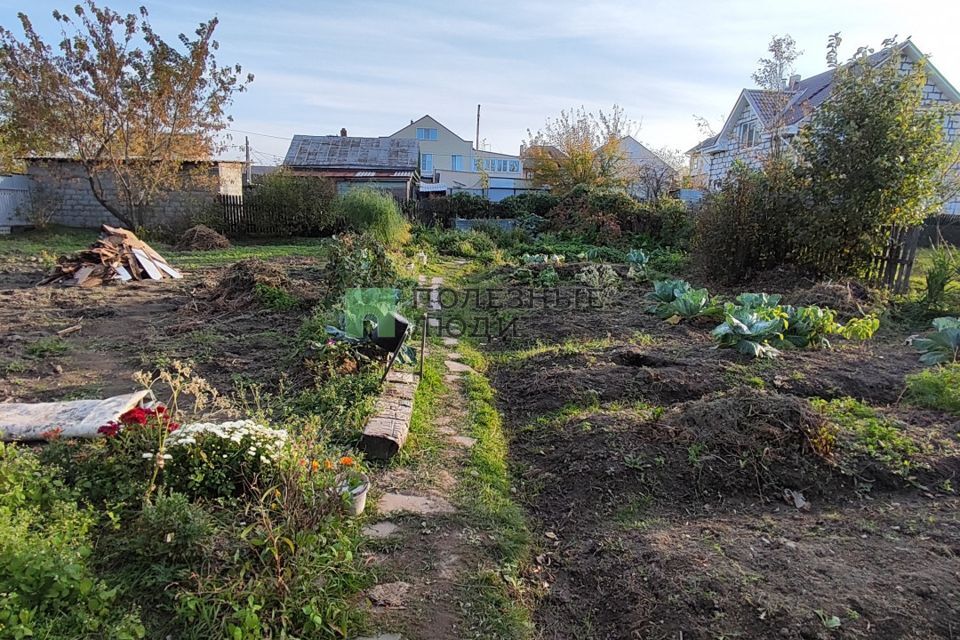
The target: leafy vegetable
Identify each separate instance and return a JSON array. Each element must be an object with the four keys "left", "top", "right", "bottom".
[
  {"left": 781, "top": 305, "right": 842, "bottom": 348},
  {"left": 521, "top": 253, "right": 564, "bottom": 266},
  {"left": 647, "top": 279, "right": 692, "bottom": 305},
  {"left": 625, "top": 249, "right": 649, "bottom": 268},
  {"left": 735, "top": 292, "right": 782, "bottom": 309},
  {"left": 711, "top": 308, "right": 786, "bottom": 359},
  {"left": 913, "top": 316, "right": 960, "bottom": 365},
  {"left": 840, "top": 314, "right": 880, "bottom": 341},
  {"left": 655, "top": 288, "right": 717, "bottom": 322}
]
